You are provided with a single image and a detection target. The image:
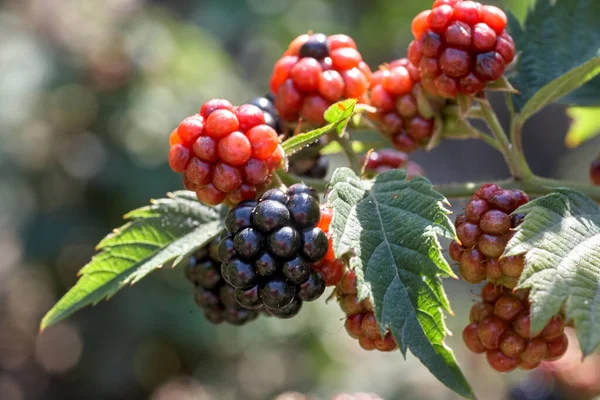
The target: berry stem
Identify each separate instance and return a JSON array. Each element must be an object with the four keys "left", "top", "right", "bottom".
[
  {"left": 510, "top": 117, "right": 534, "bottom": 180},
  {"left": 436, "top": 178, "right": 600, "bottom": 200},
  {"left": 479, "top": 101, "right": 522, "bottom": 179},
  {"left": 332, "top": 133, "right": 363, "bottom": 174},
  {"left": 277, "top": 170, "right": 327, "bottom": 192}
]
